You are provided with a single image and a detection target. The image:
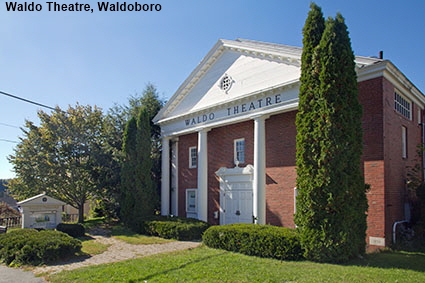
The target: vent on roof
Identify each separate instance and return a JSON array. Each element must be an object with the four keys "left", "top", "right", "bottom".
[{"left": 220, "top": 74, "right": 234, "bottom": 94}]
